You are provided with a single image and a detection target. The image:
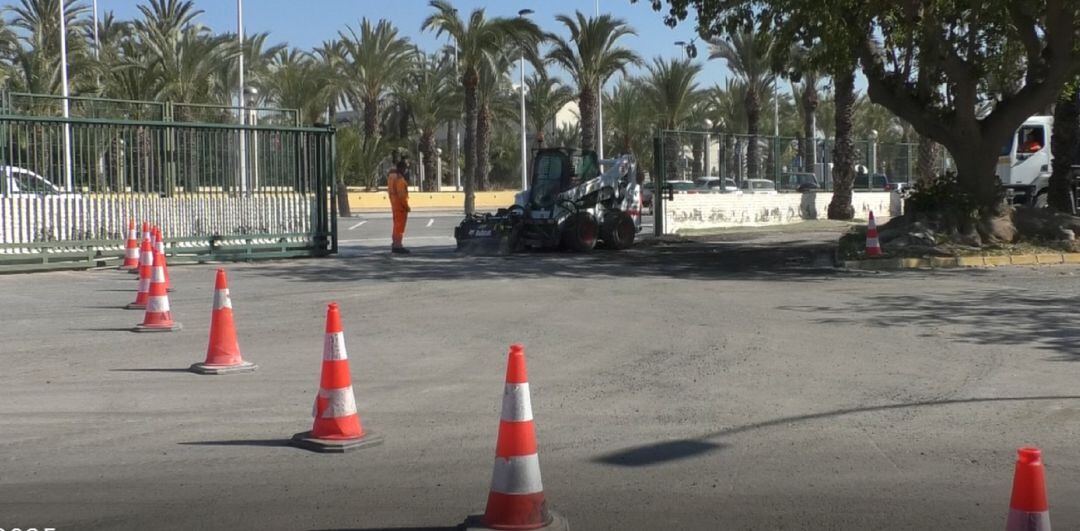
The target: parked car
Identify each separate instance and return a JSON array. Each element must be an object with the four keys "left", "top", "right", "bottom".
[
  {"left": 3, "top": 166, "right": 62, "bottom": 195},
  {"left": 740, "top": 179, "right": 778, "bottom": 194},
  {"left": 853, "top": 172, "right": 898, "bottom": 191},
  {"left": 694, "top": 176, "right": 739, "bottom": 193},
  {"left": 779, "top": 172, "right": 820, "bottom": 193},
  {"left": 668, "top": 180, "right": 697, "bottom": 193}
]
